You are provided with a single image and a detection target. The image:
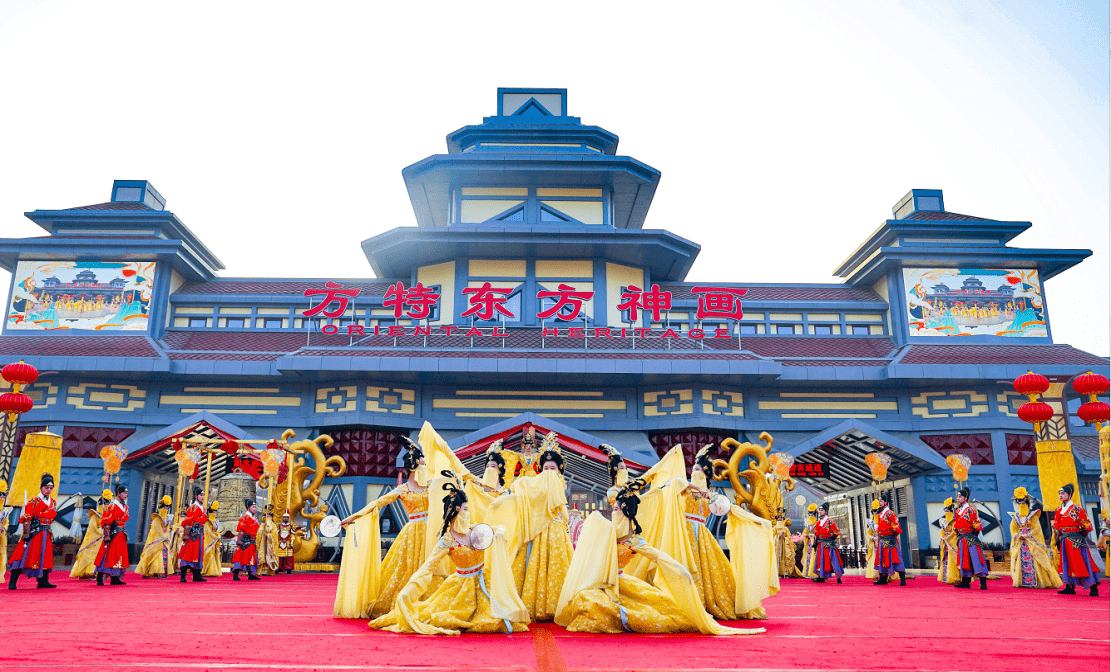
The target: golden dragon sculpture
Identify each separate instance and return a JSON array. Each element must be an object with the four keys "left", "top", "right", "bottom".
[{"left": 259, "top": 430, "right": 345, "bottom": 562}]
